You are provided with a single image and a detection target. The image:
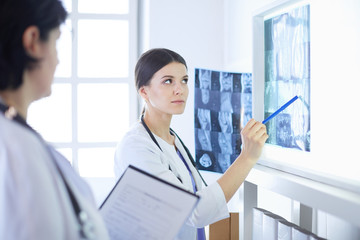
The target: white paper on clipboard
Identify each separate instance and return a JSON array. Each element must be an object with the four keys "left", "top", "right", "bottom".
[{"left": 99, "top": 165, "right": 200, "bottom": 240}]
